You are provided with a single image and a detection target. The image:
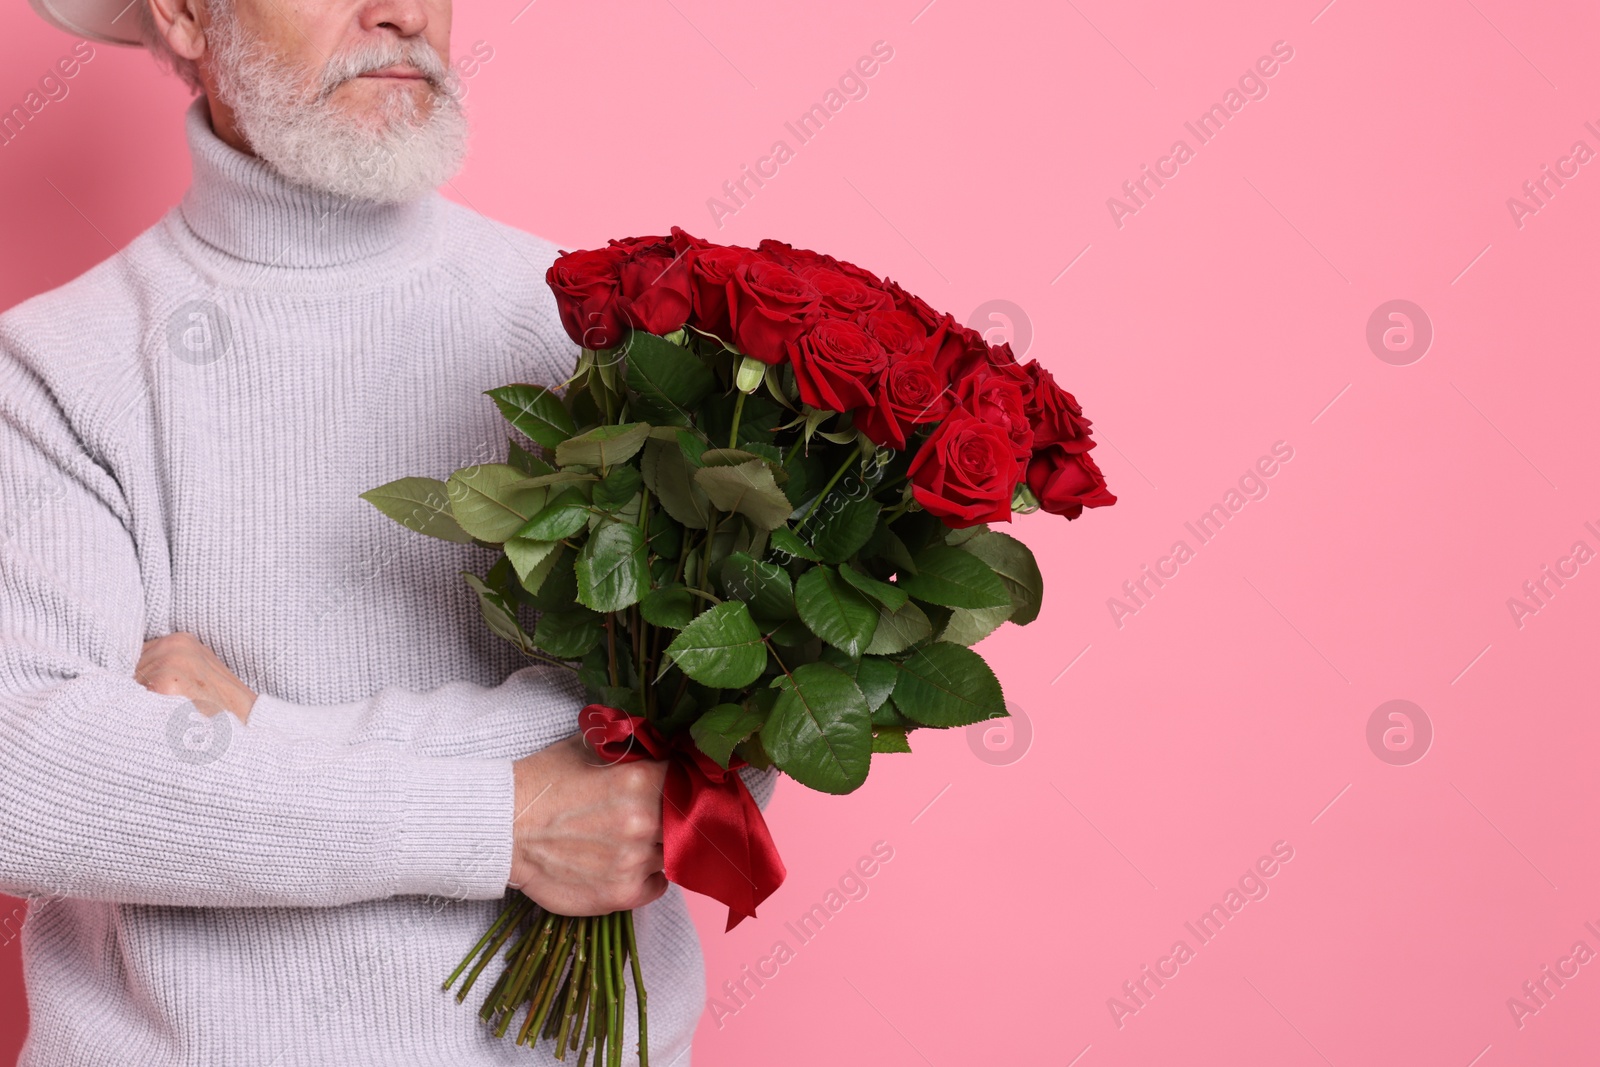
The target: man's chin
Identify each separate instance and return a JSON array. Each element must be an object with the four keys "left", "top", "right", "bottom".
[{"left": 327, "top": 79, "right": 441, "bottom": 131}]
